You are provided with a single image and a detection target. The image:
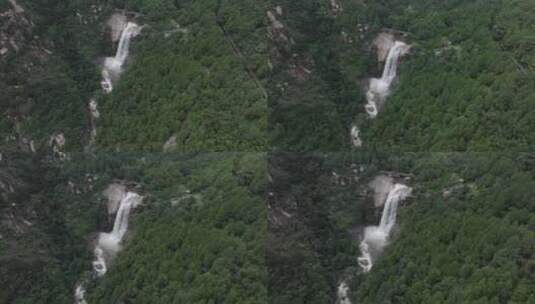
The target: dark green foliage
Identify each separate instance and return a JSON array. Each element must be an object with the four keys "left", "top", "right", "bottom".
[
  {"left": 0, "top": 152, "right": 96, "bottom": 304},
  {"left": 268, "top": 0, "right": 366, "bottom": 151},
  {"left": 1, "top": 0, "right": 267, "bottom": 152},
  {"left": 0, "top": 0, "right": 104, "bottom": 149},
  {"left": 353, "top": 153, "right": 535, "bottom": 303},
  {"left": 357, "top": 0, "right": 535, "bottom": 151},
  {"left": 267, "top": 153, "right": 361, "bottom": 303},
  {"left": 1, "top": 152, "right": 267, "bottom": 304},
  {"left": 96, "top": 0, "right": 267, "bottom": 152},
  {"left": 83, "top": 153, "right": 267, "bottom": 303},
  {"left": 266, "top": 153, "right": 535, "bottom": 304},
  {"left": 268, "top": 0, "right": 535, "bottom": 151},
  {"left": 3, "top": 0, "right": 535, "bottom": 304}
]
